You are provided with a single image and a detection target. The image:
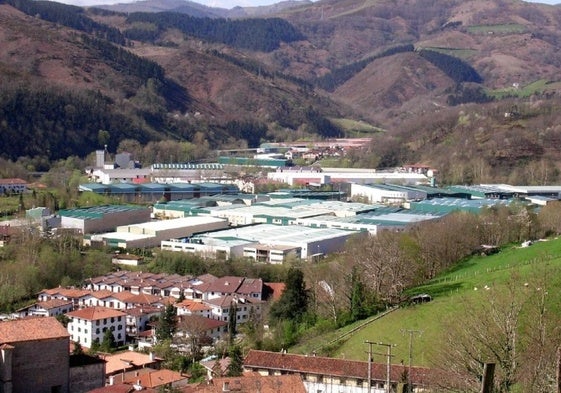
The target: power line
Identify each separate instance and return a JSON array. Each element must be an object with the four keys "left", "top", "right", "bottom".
[{"left": 401, "top": 329, "right": 423, "bottom": 393}]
